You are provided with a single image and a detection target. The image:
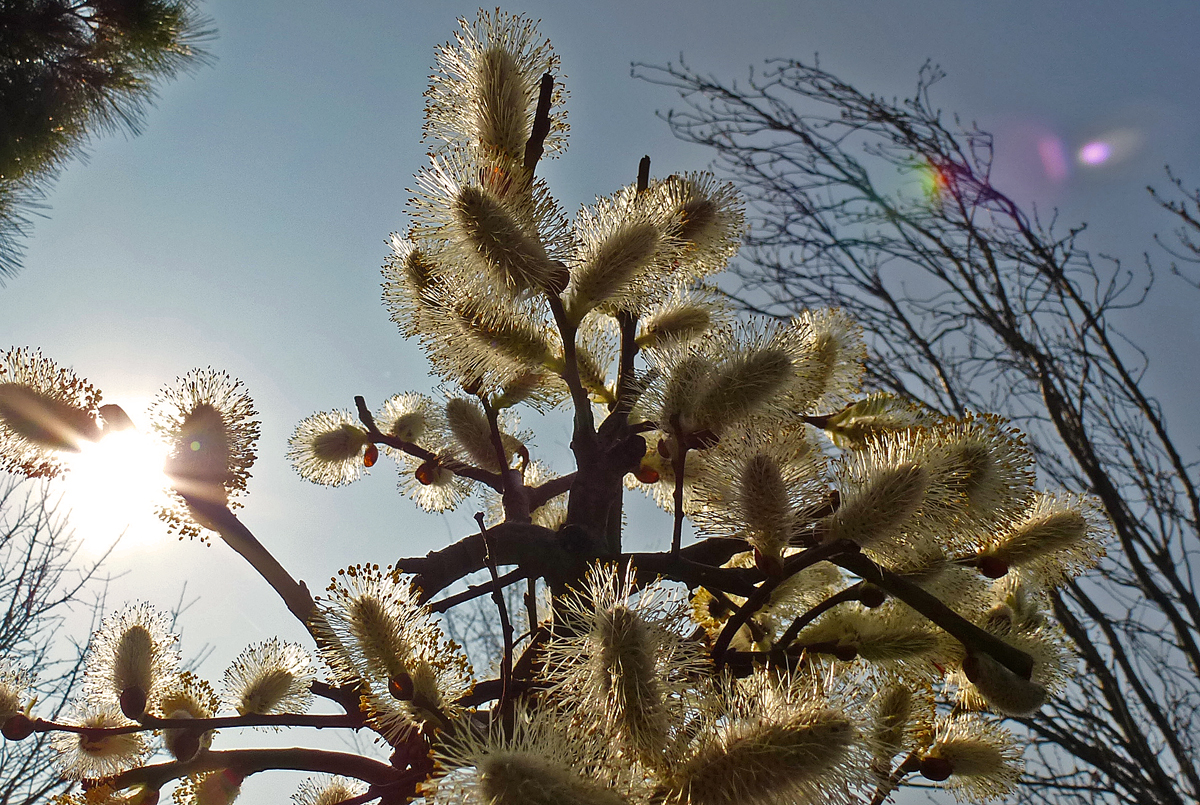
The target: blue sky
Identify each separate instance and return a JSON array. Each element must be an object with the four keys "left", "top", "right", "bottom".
[{"left": 3, "top": 1, "right": 1198, "bottom": 800}]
